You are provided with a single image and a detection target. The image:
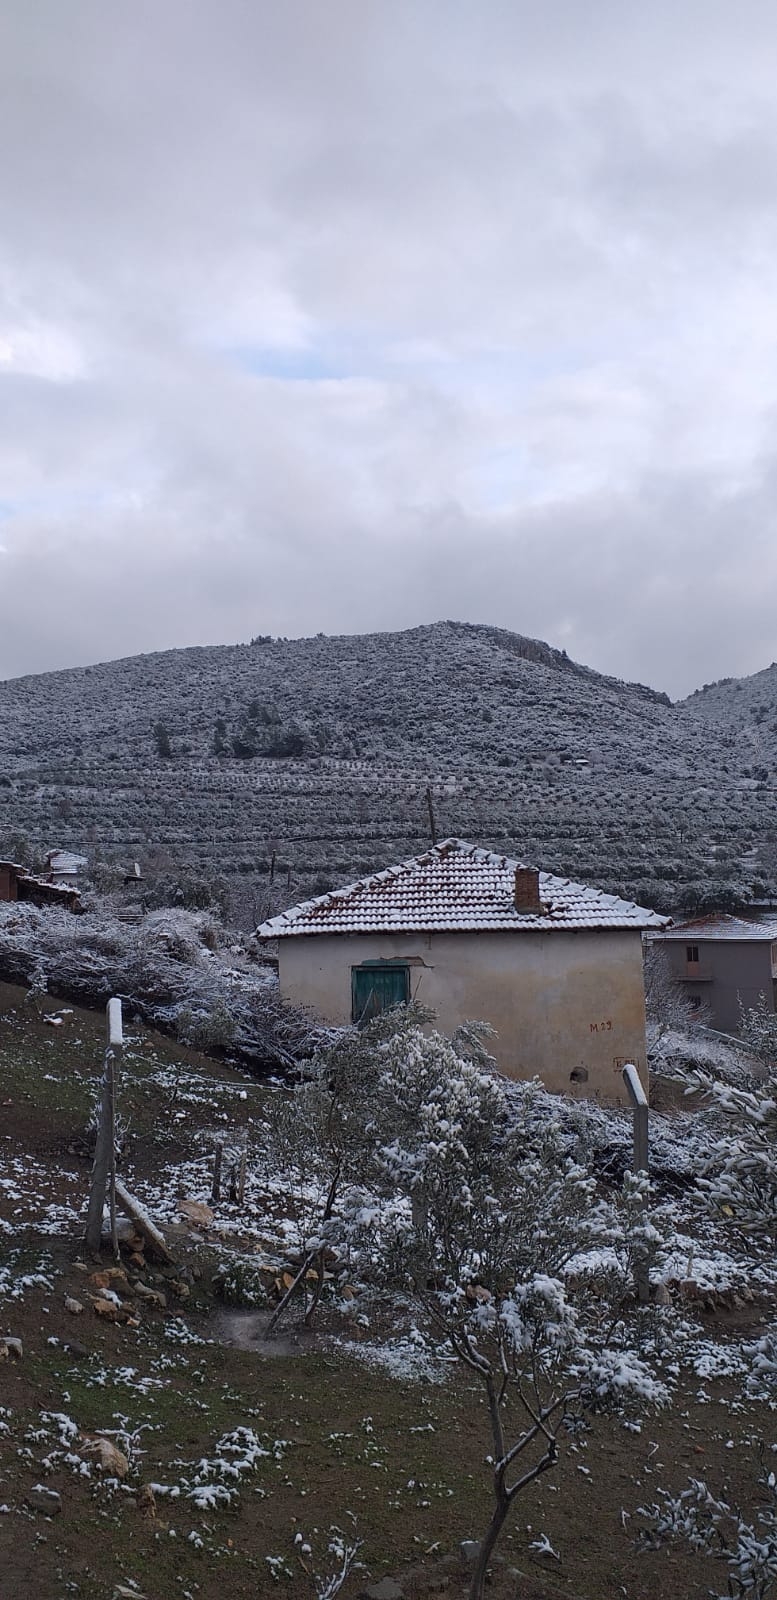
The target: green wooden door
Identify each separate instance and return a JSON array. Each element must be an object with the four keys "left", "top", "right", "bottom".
[{"left": 351, "top": 964, "right": 410, "bottom": 1025}]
